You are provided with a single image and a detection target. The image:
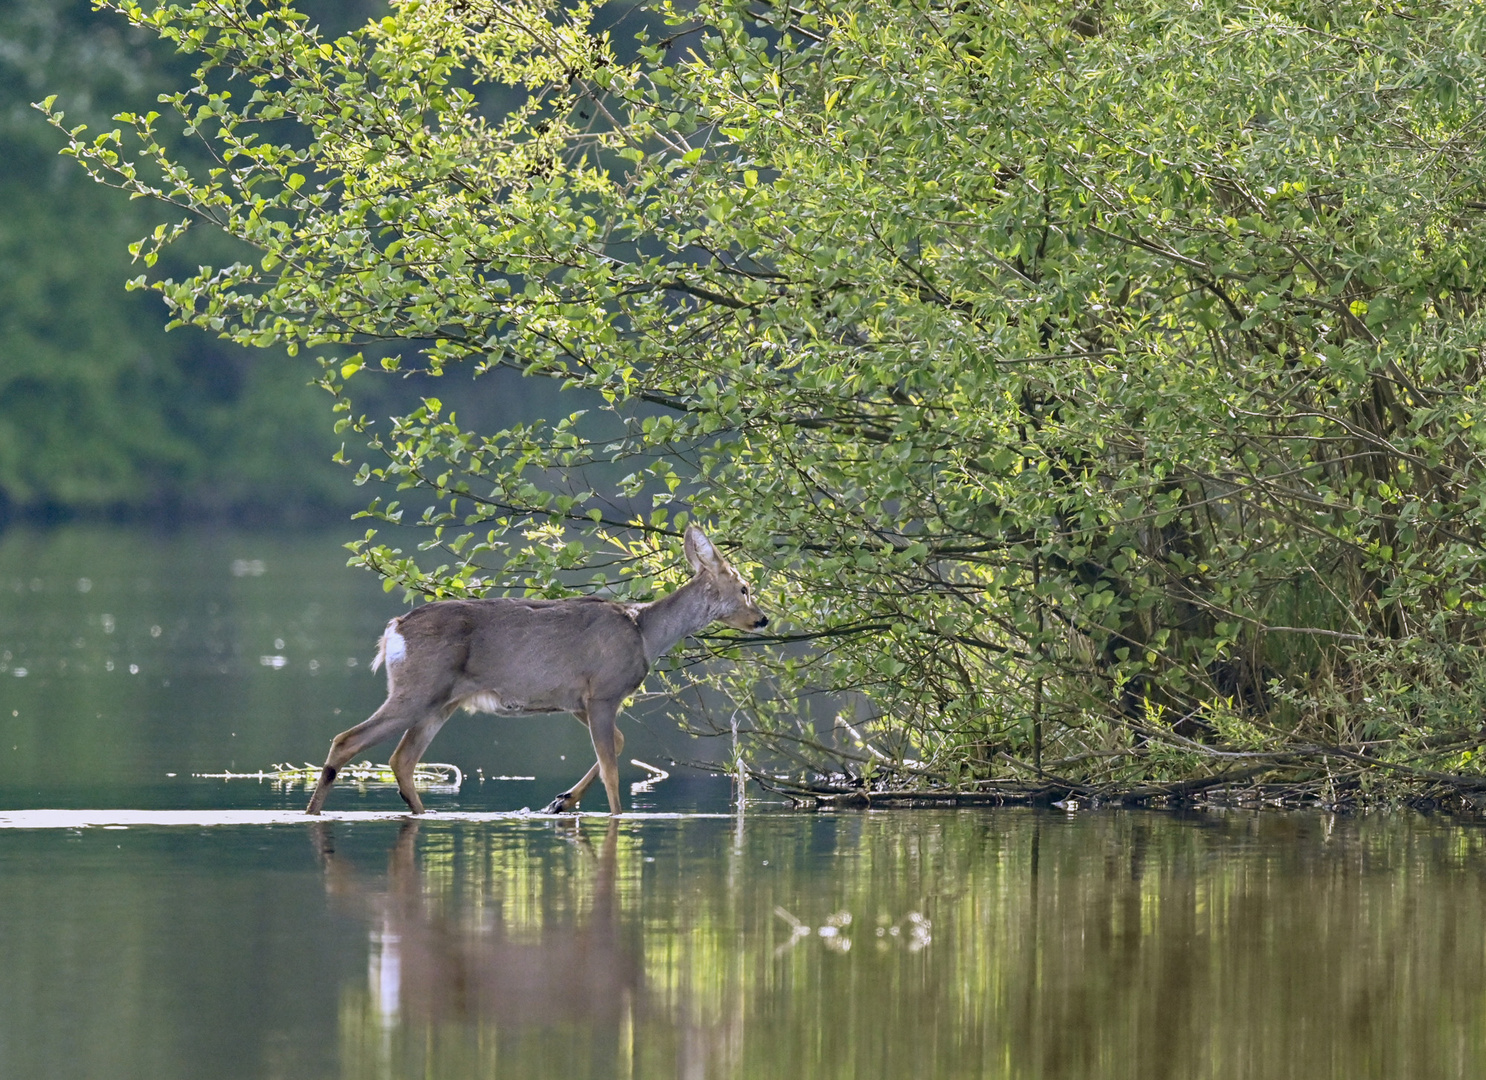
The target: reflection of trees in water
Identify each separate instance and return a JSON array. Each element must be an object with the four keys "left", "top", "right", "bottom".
[{"left": 302, "top": 812, "right": 1486, "bottom": 1080}]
